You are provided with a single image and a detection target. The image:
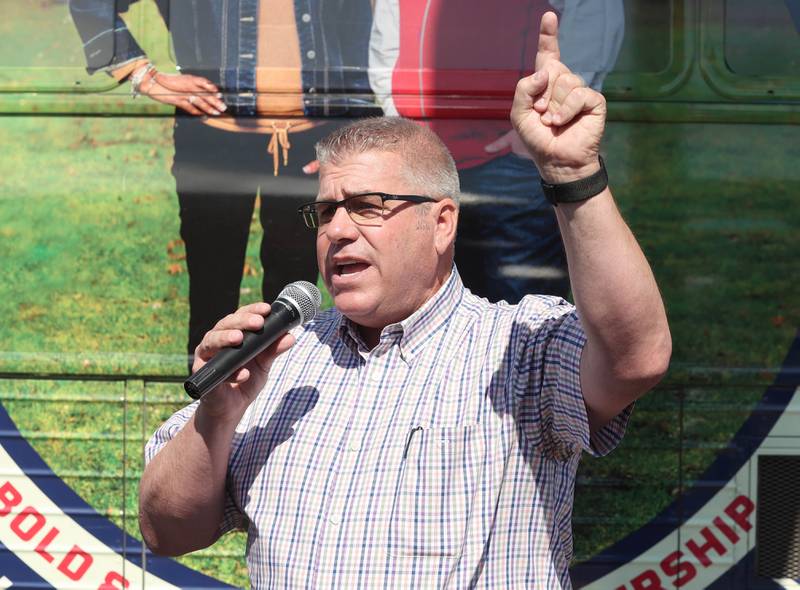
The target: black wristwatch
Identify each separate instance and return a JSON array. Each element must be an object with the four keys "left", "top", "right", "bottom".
[{"left": 540, "top": 156, "right": 608, "bottom": 206}]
